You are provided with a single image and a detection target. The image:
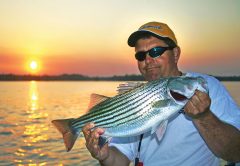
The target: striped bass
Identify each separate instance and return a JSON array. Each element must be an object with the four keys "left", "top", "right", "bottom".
[{"left": 52, "top": 76, "right": 208, "bottom": 151}]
